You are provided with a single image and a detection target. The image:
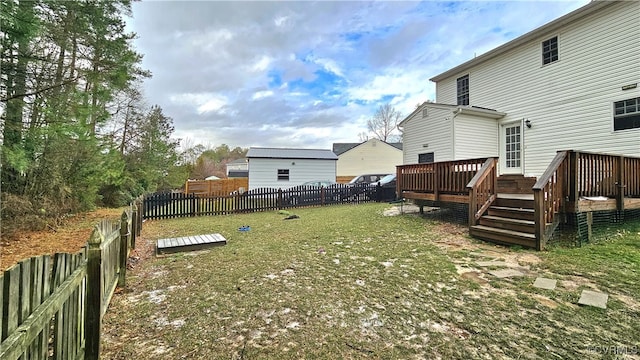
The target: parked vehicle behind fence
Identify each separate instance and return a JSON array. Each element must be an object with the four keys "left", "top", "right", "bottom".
[
  {"left": 348, "top": 174, "right": 389, "bottom": 185},
  {"left": 364, "top": 174, "right": 397, "bottom": 201},
  {"left": 284, "top": 181, "right": 351, "bottom": 206}
]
